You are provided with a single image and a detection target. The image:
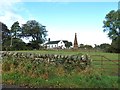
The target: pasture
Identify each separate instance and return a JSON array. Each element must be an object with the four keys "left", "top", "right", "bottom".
[
  {"left": 1, "top": 50, "right": 119, "bottom": 88},
  {"left": 12, "top": 49, "right": 119, "bottom": 60}
]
